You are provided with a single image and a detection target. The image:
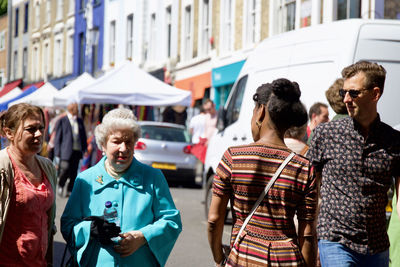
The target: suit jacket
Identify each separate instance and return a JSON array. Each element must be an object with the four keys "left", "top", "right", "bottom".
[{"left": 54, "top": 115, "right": 87, "bottom": 161}]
